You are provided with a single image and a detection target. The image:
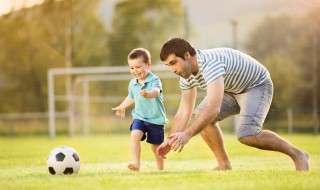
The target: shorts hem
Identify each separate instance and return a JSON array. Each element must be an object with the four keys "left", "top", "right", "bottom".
[
  {"left": 146, "top": 140, "right": 164, "bottom": 145},
  {"left": 237, "top": 129, "right": 261, "bottom": 139}
]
